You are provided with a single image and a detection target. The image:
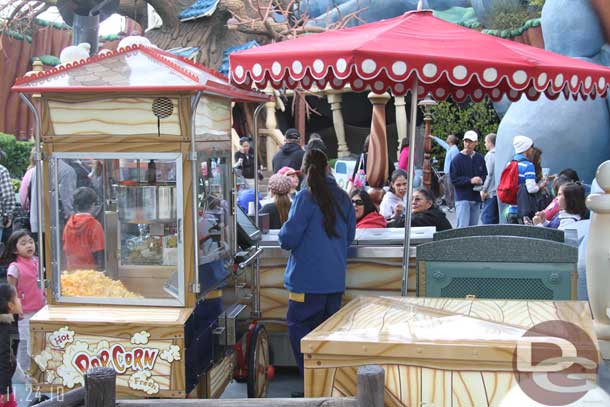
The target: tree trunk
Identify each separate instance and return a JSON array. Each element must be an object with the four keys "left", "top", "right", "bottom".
[{"left": 143, "top": 0, "right": 263, "bottom": 69}]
